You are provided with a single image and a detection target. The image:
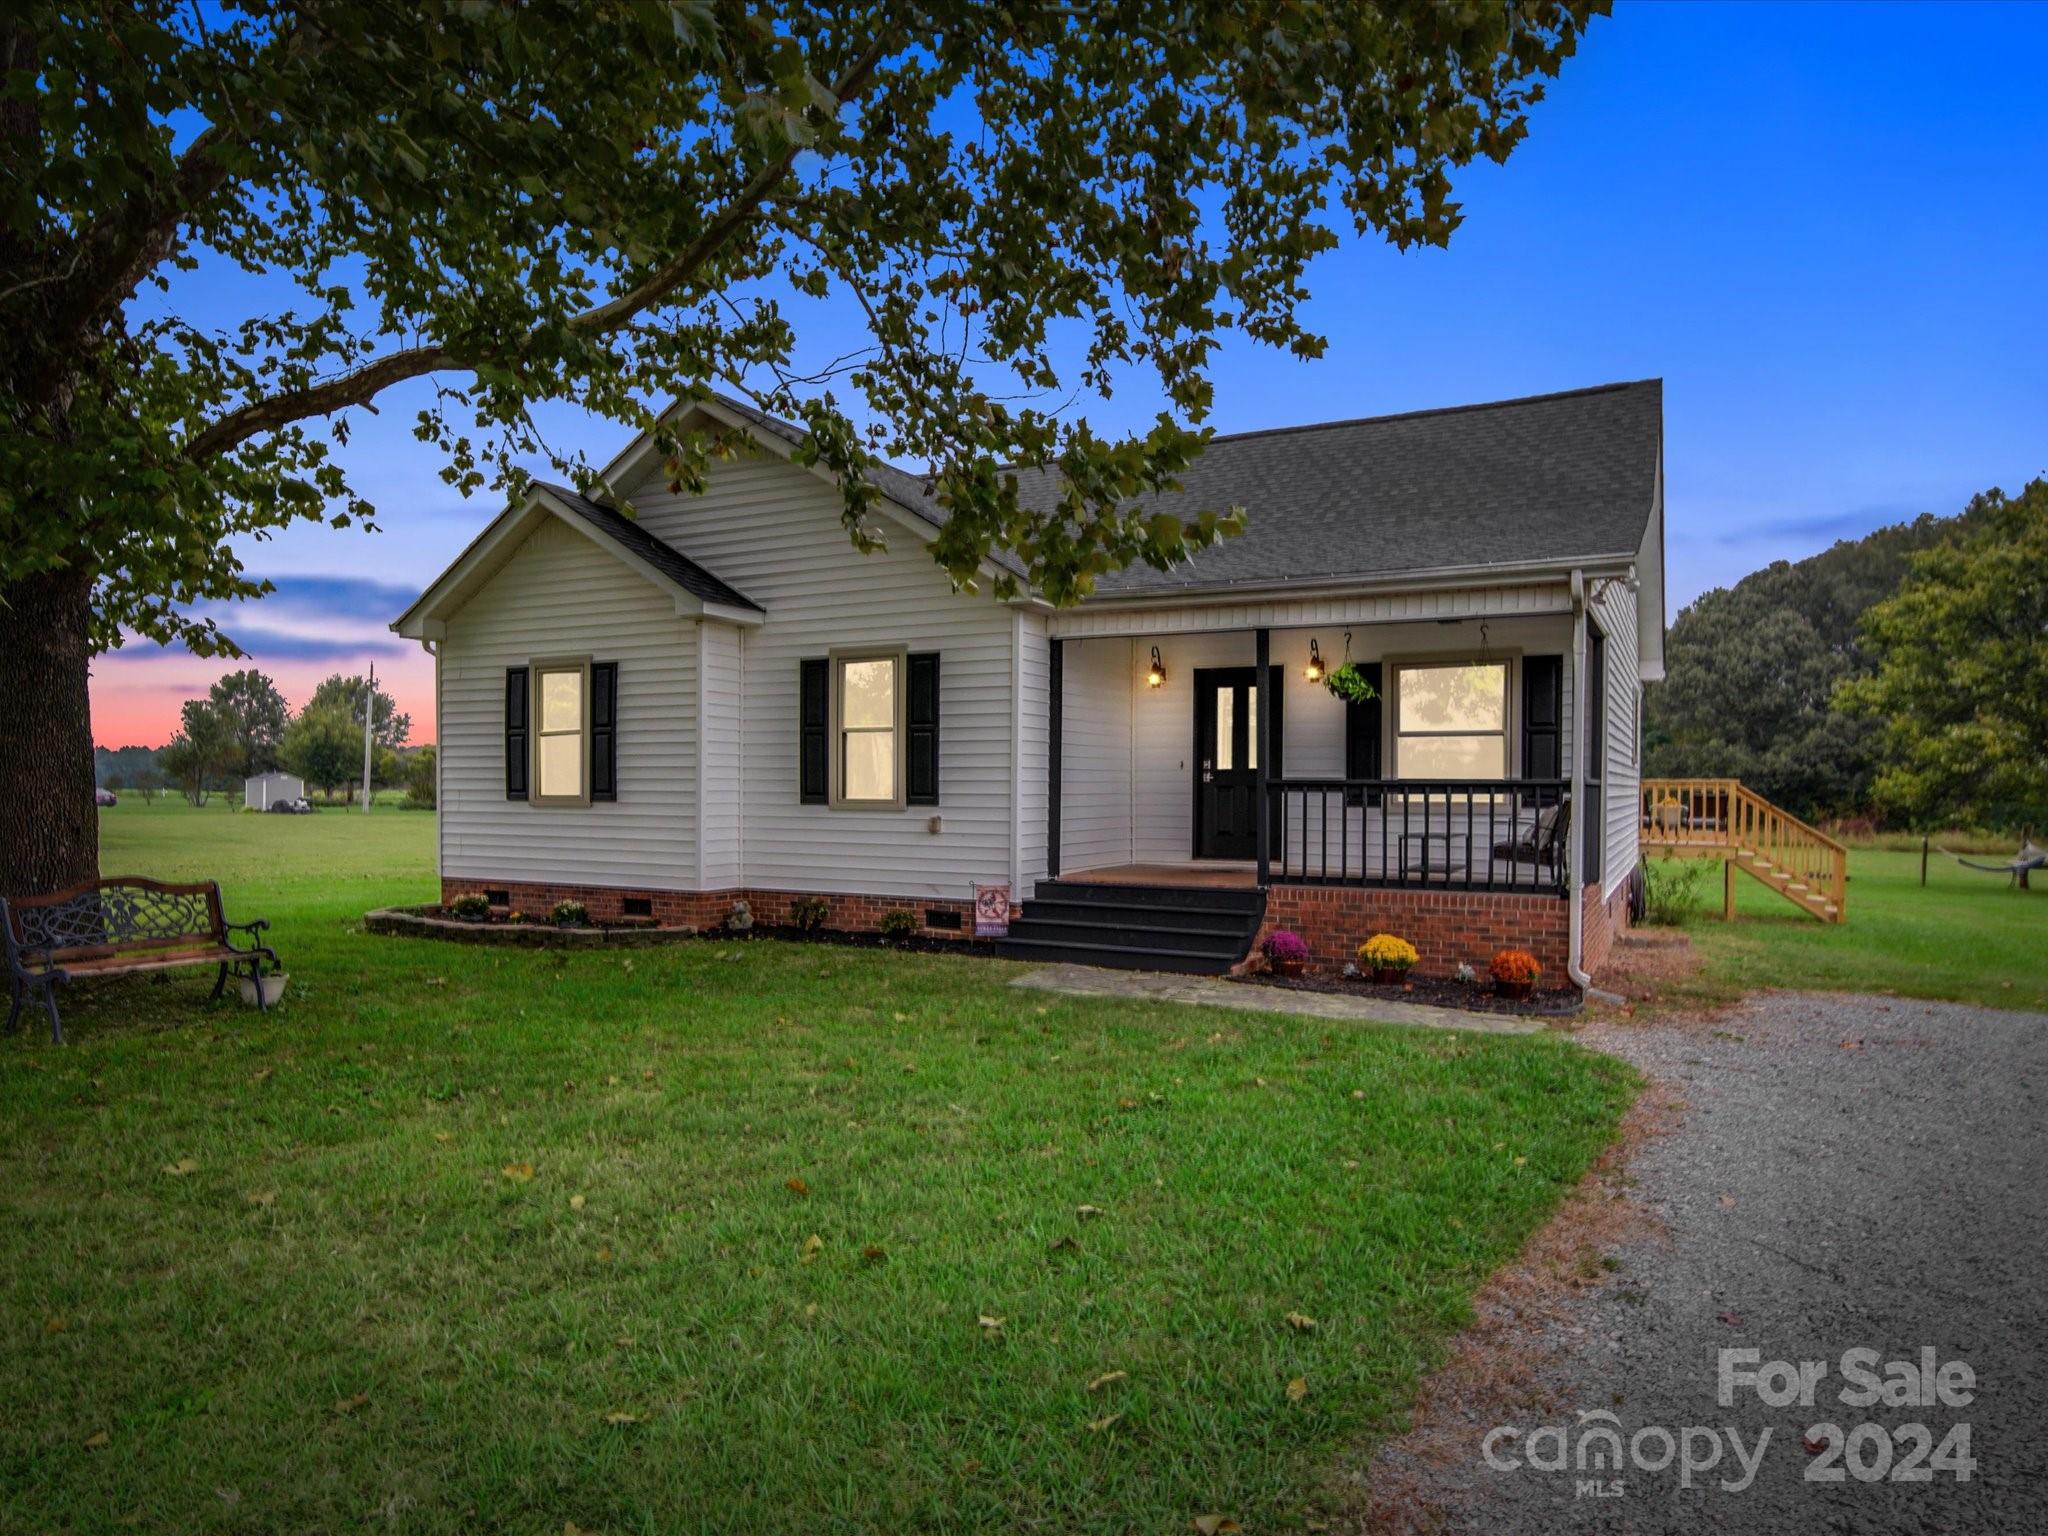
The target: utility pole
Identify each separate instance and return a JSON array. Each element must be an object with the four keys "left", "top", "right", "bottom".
[{"left": 361, "top": 663, "right": 376, "bottom": 814}]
